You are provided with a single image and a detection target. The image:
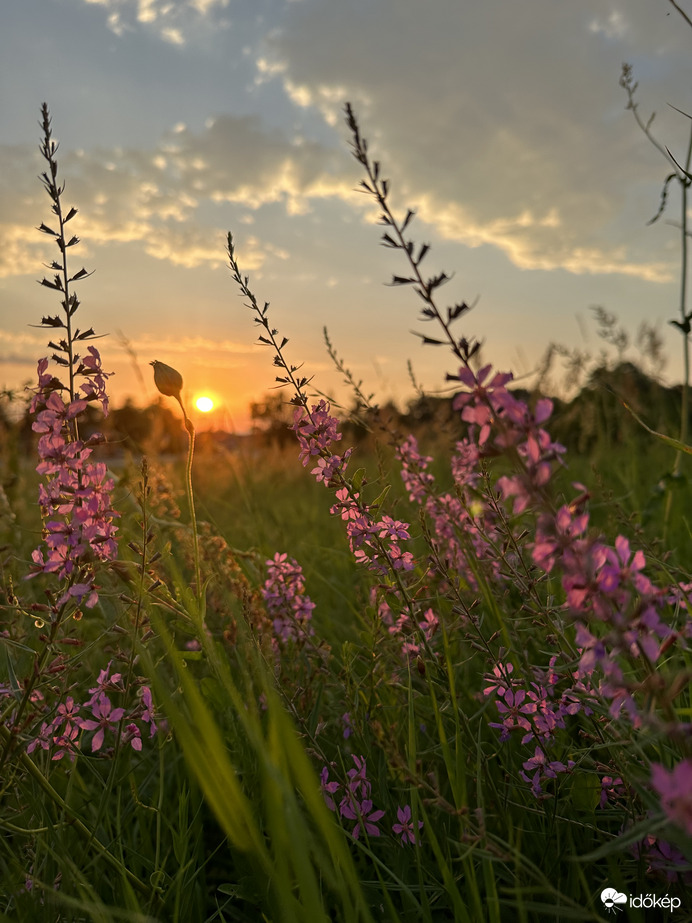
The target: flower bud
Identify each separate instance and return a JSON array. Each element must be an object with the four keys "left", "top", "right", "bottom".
[{"left": 150, "top": 360, "right": 183, "bottom": 398}]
